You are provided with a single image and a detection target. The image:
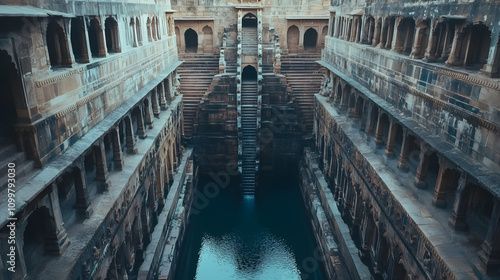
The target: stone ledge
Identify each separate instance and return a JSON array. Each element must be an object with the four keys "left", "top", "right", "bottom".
[{"left": 315, "top": 62, "right": 500, "bottom": 197}]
